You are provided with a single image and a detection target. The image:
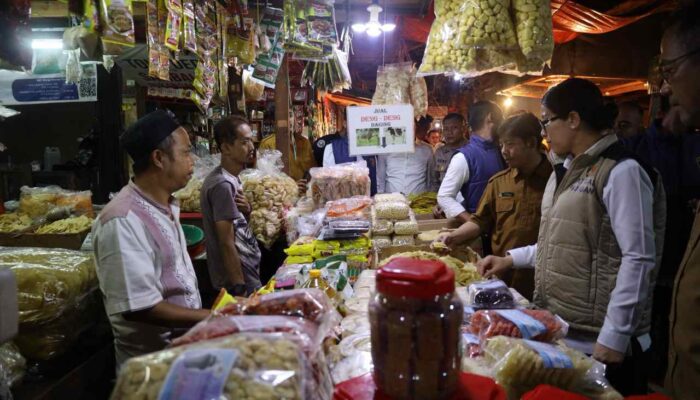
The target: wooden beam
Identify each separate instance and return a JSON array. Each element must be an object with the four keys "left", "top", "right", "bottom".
[{"left": 275, "top": 56, "right": 291, "bottom": 176}]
